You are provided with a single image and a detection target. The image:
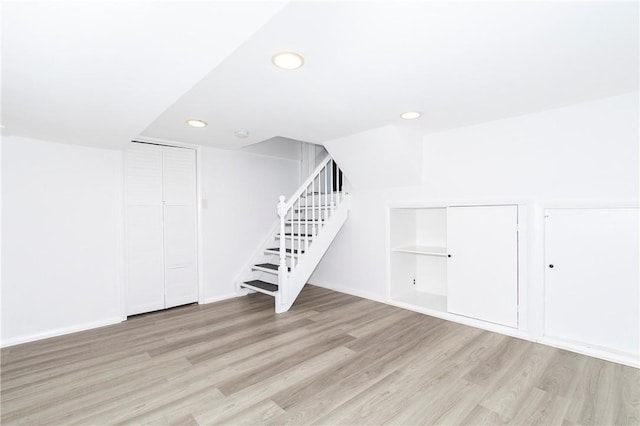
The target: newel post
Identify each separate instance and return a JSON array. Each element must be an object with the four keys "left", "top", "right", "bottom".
[{"left": 277, "top": 195, "right": 288, "bottom": 305}]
